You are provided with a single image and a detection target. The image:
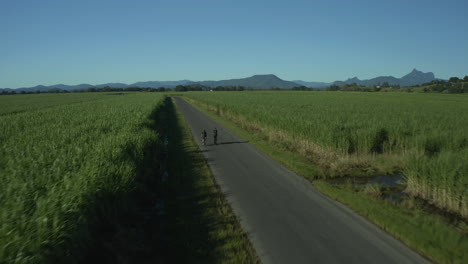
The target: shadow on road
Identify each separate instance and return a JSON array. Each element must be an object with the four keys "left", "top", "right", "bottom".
[
  {"left": 84, "top": 97, "right": 253, "bottom": 264},
  {"left": 190, "top": 149, "right": 209, "bottom": 153},
  {"left": 216, "top": 141, "right": 249, "bottom": 145},
  {"left": 165, "top": 98, "right": 257, "bottom": 263}
]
